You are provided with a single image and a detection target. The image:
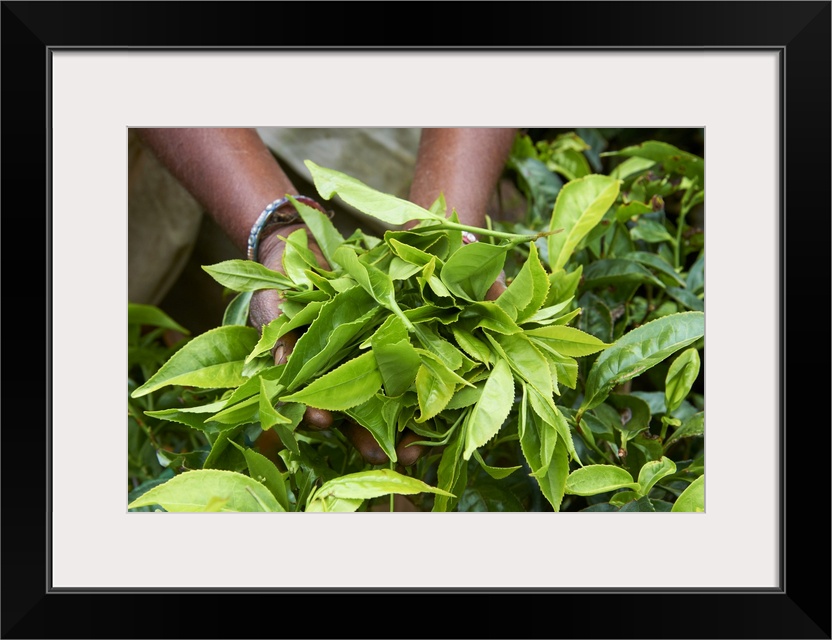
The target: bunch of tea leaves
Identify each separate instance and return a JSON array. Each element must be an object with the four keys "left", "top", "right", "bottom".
[{"left": 130, "top": 161, "right": 620, "bottom": 512}]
